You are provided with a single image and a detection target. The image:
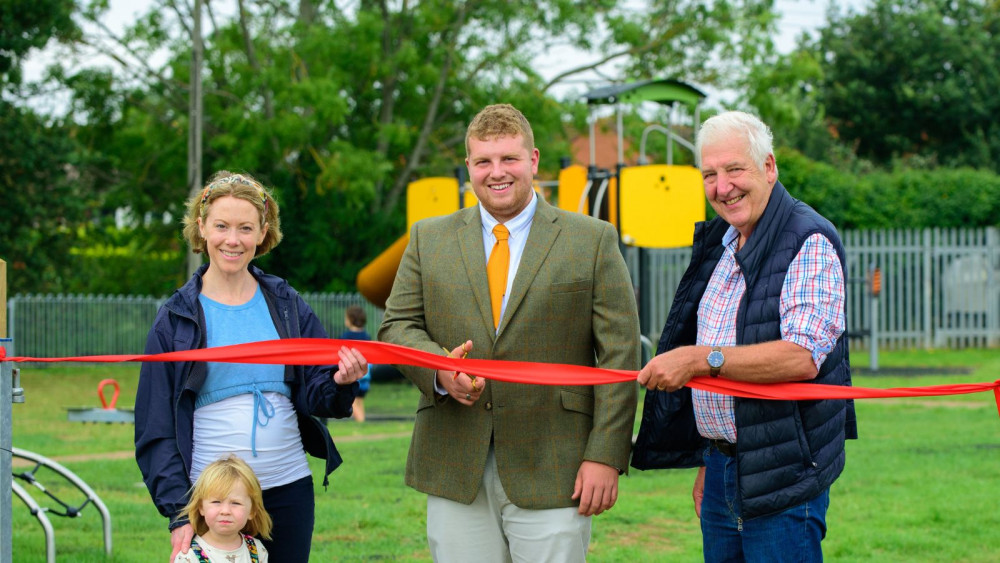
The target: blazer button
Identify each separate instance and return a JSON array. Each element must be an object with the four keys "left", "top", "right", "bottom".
[{"left": 484, "top": 401, "right": 493, "bottom": 410}]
